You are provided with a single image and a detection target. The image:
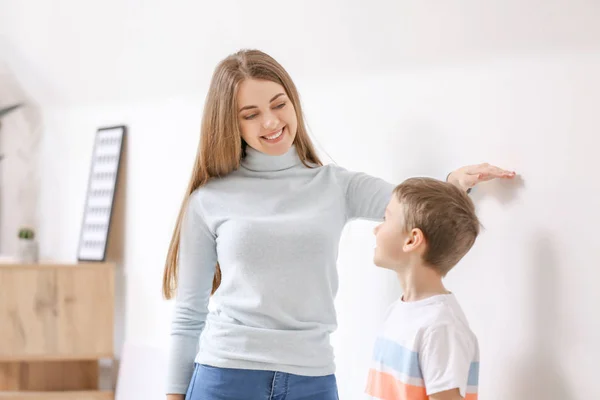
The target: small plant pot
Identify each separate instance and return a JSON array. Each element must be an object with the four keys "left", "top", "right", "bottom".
[{"left": 18, "top": 238, "right": 39, "bottom": 263}]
